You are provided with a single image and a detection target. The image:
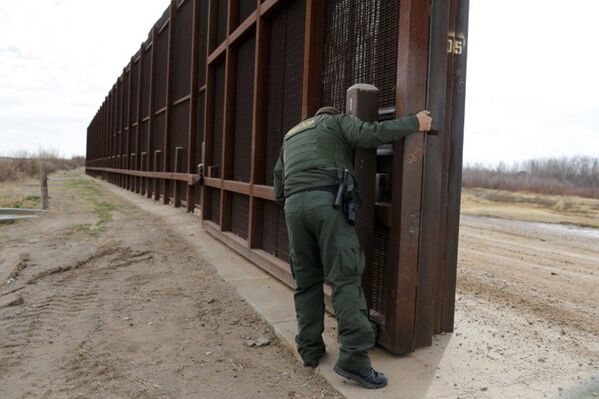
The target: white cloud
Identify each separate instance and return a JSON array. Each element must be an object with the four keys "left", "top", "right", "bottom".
[{"left": 0, "top": 0, "right": 167, "bottom": 157}]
